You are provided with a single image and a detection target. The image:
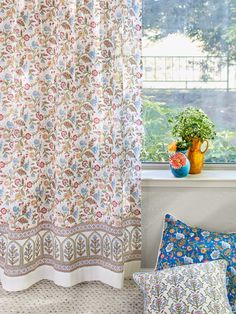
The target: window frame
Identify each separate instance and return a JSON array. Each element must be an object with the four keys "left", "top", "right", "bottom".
[
  {"left": 141, "top": 1, "right": 236, "bottom": 167},
  {"left": 142, "top": 162, "right": 236, "bottom": 171}
]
